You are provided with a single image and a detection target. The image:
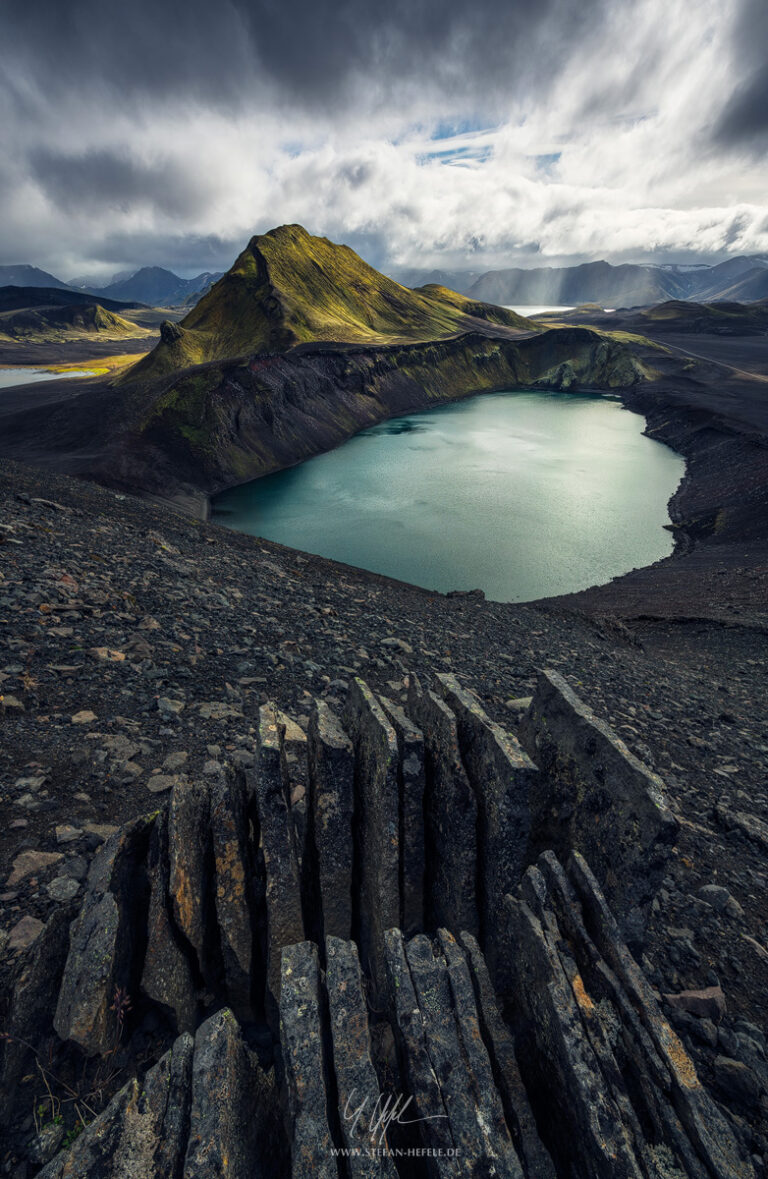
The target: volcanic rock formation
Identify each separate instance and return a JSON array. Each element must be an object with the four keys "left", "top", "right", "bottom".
[{"left": 0, "top": 670, "right": 757, "bottom": 1176}]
